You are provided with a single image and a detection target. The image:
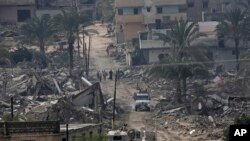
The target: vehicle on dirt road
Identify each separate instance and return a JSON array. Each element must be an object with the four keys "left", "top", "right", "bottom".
[{"left": 133, "top": 92, "right": 151, "bottom": 112}]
